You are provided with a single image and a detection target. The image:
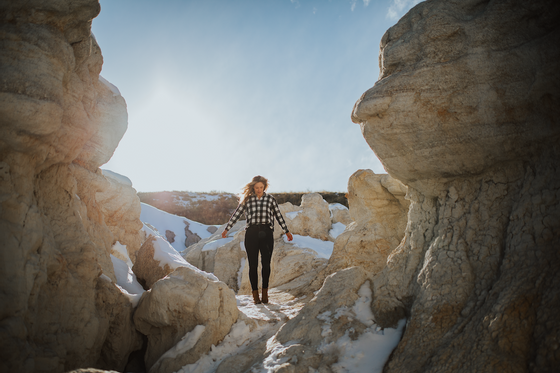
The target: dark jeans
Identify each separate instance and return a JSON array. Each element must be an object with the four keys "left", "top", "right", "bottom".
[{"left": 245, "top": 224, "right": 274, "bottom": 291}]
